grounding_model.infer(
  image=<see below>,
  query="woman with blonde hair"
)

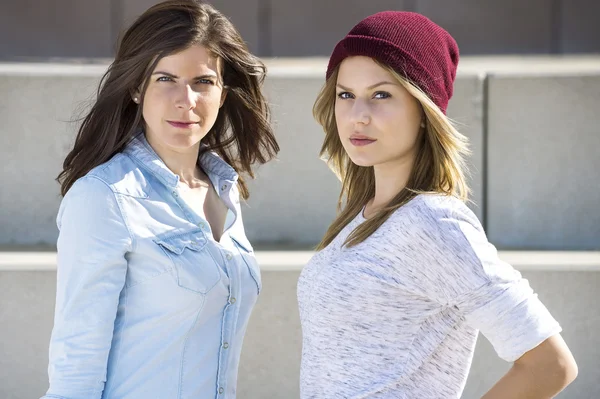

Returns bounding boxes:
[297,11,577,398]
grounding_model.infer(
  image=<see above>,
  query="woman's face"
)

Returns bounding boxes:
[334,56,423,170]
[139,44,227,153]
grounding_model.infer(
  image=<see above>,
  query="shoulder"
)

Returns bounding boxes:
[58,152,149,224]
[57,173,134,250]
[64,174,113,202]
[387,194,482,236]
[83,152,151,199]
[383,195,499,303]
[58,174,121,229]
[377,194,488,264]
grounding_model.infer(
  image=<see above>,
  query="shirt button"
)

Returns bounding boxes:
[230,297,236,304]
[223,342,229,349]
[221,184,227,191]
[198,221,207,229]
[172,191,178,198]
[219,387,224,394]
[225,253,232,261]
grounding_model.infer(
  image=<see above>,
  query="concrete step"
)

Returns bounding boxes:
[2,250,600,271]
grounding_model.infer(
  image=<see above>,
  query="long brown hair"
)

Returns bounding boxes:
[314,61,470,250]
[58,0,278,198]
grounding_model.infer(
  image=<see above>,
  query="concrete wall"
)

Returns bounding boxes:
[3,57,600,249]
[1,254,599,399]
[2,0,600,59]
[0,61,487,248]
[0,66,103,247]
[486,73,600,250]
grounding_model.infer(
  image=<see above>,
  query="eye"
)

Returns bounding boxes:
[337,92,354,100]
[157,76,174,82]
[196,78,215,85]
[373,91,391,99]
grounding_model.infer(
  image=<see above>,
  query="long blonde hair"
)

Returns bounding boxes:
[314,60,470,250]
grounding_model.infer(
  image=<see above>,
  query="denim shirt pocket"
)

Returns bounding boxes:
[154,229,221,294]
[230,234,262,294]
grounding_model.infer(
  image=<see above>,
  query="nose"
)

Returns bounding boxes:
[349,99,370,126]
[175,84,197,110]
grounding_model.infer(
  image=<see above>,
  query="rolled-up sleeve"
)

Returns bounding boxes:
[415,204,562,363]
[455,278,561,362]
[449,210,561,362]
[43,176,132,399]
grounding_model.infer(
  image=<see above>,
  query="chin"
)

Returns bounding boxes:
[347,153,377,167]
[167,131,206,148]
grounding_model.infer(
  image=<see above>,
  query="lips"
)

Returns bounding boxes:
[167,121,199,129]
[349,134,376,147]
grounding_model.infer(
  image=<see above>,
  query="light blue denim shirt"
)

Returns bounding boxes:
[43,133,262,399]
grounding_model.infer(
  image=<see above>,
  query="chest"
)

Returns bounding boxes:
[177,183,228,241]
[298,239,441,328]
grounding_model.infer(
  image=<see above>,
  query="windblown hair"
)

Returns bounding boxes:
[58,0,279,198]
[314,60,470,249]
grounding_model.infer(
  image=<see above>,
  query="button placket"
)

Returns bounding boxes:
[216,247,239,398]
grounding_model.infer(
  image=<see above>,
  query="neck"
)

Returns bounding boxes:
[145,134,202,185]
[369,156,414,212]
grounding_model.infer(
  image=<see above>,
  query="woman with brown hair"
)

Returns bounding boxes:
[297,11,577,399]
[43,1,278,398]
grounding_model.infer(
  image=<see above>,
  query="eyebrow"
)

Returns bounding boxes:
[151,71,218,80]
[336,81,397,91]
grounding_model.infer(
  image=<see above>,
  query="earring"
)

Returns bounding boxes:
[133,97,139,103]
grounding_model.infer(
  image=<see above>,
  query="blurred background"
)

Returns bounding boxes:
[1,1,599,398]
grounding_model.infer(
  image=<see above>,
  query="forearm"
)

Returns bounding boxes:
[482,361,573,399]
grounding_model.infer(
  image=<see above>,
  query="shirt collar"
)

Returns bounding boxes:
[124,131,239,189]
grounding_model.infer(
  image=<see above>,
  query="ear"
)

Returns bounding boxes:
[130,89,141,104]
[219,86,228,108]
[419,107,426,128]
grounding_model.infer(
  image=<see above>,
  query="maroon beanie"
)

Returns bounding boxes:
[326,11,459,114]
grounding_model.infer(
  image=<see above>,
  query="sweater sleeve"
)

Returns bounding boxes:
[394,198,562,362]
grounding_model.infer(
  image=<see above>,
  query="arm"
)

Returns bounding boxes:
[411,202,577,398]
[43,176,132,399]
[482,334,577,399]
